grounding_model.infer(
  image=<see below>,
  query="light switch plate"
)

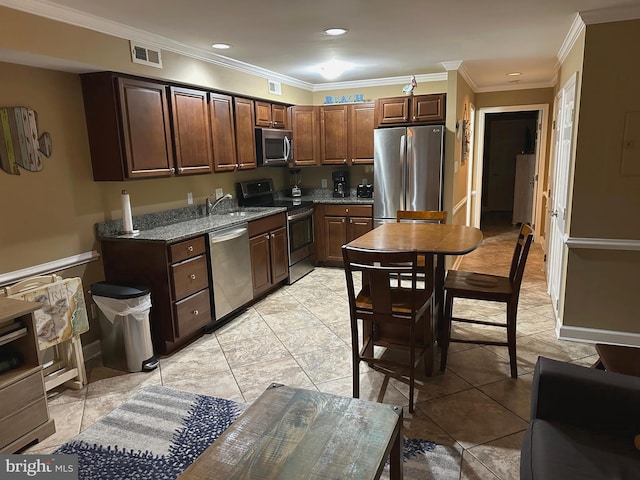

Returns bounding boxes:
[321,179,327,188]
[215,188,223,199]
[187,192,193,204]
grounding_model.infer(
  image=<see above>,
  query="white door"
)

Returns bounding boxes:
[547,73,577,317]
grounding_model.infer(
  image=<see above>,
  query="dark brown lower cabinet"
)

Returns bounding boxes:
[315,204,373,267]
[249,214,289,298]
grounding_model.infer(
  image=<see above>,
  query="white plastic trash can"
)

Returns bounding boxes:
[91,281,158,373]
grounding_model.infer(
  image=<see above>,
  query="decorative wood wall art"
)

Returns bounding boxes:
[0,106,52,175]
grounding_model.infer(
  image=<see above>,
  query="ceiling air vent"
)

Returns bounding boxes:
[130,41,163,68]
[268,80,281,95]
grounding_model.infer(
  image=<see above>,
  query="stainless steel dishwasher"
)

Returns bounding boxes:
[208,223,253,322]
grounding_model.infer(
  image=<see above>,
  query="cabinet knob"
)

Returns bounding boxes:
[342,218,345,223]
[178,167,184,173]
[346,208,349,213]
[193,309,199,316]
[343,159,347,164]
[187,245,194,252]
[265,234,270,239]
[190,273,196,280]
[171,168,176,173]
[271,233,275,238]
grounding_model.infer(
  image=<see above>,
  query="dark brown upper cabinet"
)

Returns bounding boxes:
[209,93,238,173]
[375,93,446,127]
[289,106,320,166]
[81,72,174,180]
[255,101,287,129]
[234,97,257,170]
[169,86,213,175]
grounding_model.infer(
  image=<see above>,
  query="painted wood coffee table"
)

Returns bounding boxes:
[178,384,404,479]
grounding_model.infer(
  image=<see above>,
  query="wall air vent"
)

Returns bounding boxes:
[130,41,163,68]
[268,80,281,95]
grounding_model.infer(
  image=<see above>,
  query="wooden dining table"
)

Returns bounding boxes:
[346,222,483,344]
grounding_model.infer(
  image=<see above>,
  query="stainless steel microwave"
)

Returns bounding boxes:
[255,128,293,166]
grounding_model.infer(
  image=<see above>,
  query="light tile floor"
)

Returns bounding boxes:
[24,220,598,479]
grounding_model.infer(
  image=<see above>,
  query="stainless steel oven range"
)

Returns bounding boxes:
[236,179,315,284]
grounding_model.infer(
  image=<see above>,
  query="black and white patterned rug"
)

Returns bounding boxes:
[55,385,461,479]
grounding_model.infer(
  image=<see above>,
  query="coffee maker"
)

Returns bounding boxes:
[332,170,350,198]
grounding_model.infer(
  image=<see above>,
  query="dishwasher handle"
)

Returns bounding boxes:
[209,225,248,243]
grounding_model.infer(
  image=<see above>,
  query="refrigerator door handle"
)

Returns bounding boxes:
[400,134,406,210]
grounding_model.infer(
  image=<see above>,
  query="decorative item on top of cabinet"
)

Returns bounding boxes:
[209,93,238,172]
[233,97,257,171]
[0,298,55,453]
[375,93,446,127]
[248,213,289,298]
[255,101,288,129]
[81,72,174,181]
[169,86,213,175]
[315,204,373,266]
[288,105,320,166]
[100,235,212,354]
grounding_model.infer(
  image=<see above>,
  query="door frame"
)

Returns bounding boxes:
[472,104,549,243]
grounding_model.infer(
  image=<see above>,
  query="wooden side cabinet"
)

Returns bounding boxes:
[101,235,212,354]
[316,204,373,266]
[0,298,55,453]
[249,214,289,298]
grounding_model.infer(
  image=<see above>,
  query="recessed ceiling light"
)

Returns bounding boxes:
[324,28,348,36]
[506,72,522,76]
[211,43,230,49]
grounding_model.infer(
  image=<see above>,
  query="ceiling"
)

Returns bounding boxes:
[2,0,640,91]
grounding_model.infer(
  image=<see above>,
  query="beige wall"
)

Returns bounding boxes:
[310,80,448,105]
[561,19,640,336]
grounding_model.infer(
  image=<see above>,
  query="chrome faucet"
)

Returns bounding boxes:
[205,193,232,215]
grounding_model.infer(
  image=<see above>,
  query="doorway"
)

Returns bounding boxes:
[472,104,549,244]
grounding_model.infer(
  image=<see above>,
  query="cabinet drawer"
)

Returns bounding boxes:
[0,397,48,450]
[1,369,44,420]
[248,213,286,237]
[171,255,209,300]
[170,236,206,263]
[323,204,372,217]
[174,289,211,338]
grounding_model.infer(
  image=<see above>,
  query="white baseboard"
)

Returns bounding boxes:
[557,324,640,348]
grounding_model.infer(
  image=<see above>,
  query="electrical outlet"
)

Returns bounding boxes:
[215,188,223,199]
[321,179,327,188]
[187,192,193,205]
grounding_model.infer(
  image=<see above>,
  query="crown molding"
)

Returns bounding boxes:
[579,3,640,25]
[474,79,556,94]
[311,72,447,92]
[557,14,585,65]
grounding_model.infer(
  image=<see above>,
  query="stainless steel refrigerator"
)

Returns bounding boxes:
[373,125,444,226]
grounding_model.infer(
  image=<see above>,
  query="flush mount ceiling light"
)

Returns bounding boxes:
[506,71,522,76]
[324,28,348,36]
[211,43,231,49]
[312,60,353,80]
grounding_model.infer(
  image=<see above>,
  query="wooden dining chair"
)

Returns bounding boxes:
[440,223,534,378]
[396,210,448,224]
[342,245,434,412]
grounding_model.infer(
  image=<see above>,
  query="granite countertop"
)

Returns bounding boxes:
[95,189,374,244]
[97,205,286,243]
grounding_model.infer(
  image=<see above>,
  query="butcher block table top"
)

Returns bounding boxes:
[347,222,483,255]
[178,384,404,480]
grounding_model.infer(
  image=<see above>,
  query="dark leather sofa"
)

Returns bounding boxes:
[521,356,640,479]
